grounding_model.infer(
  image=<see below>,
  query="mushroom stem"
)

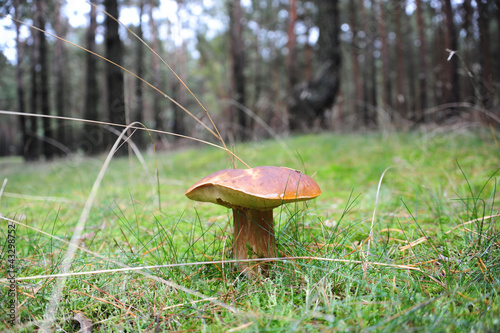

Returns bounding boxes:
[233,208,276,275]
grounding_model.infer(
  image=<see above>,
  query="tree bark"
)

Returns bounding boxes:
[149,0,163,138]
[378,0,392,115]
[105,0,126,155]
[228,0,247,140]
[54,0,68,155]
[442,0,460,110]
[288,0,341,131]
[28,1,41,161]
[134,0,145,148]
[415,0,428,119]
[172,2,186,139]
[394,0,406,117]
[287,0,298,106]
[14,0,28,160]
[37,0,55,160]
[476,0,493,109]
[349,0,364,127]
[82,1,103,155]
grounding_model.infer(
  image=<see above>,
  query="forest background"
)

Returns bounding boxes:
[0,0,498,159]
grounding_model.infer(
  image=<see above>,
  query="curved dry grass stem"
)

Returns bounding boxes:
[86,1,235,168]
[0,110,250,168]
[6,14,246,169]
[41,123,140,329]
[0,215,239,314]
[367,166,395,253]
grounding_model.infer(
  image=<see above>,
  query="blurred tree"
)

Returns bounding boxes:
[228,0,247,140]
[133,0,146,148]
[28,0,41,161]
[377,0,392,115]
[442,0,460,109]
[104,0,126,155]
[476,0,493,109]
[394,0,406,116]
[82,1,103,155]
[415,0,428,117]
[13,0,28,159]
[348,0,364,126]
[148,0,163,138]
[288,0,341,131]
[54,0,68,156]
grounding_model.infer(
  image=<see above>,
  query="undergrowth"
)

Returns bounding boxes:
[1,130,499,332]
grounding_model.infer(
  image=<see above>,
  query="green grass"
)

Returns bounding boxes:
[1,130,499,332]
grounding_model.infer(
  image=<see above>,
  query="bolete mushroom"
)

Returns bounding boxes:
[185,166,321,275]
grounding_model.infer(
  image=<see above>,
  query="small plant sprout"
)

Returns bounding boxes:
[185,166,321,276]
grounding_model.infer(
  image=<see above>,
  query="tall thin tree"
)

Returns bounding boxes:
[134,0,146,148]
[38,0,55,160]
[28,0,41,161]
[377,0,392,115]
[415,0,428,118]
[149,0,163,138]
[104,0,126,154]
[228,0,247,141]
[13,0,28,160]
[476,0,493,109]
[394,0,406,116]
[54,0,68,155]
[442,0,460,109]
[82,1,102,155]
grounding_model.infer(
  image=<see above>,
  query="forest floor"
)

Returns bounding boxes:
[1,129,499,332]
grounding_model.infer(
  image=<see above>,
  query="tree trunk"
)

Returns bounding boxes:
[172,2,186,139]
[349,0,364,127]
[394,0,406,117]
[149,0,163,138]
[287,0,298,112]
[415,0,428,119]
[105,0,126,155]
[367,0,378,125]
[461,0,476,104]
[288,0,341,131]
[476,0,493,109]
[228,0,247,140]
[442,0,460,111]
[54,0,67,156]
[378,0,392,116]
[37,0,55,160]
[82,2,103,155]
[28,1,41,161]
[134,0,145,148]
[14,0,28,160]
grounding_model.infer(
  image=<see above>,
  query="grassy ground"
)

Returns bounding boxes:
[1,129,499,332]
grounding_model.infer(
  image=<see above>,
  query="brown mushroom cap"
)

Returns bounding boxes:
[185,166,321,210]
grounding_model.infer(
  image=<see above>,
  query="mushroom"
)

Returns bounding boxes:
[185,166,321,275]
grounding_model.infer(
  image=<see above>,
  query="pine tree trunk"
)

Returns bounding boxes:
[82,2,102,155]
[476,0,493,109]
[394,0,406,117]
[14,0,28,160]
[28,1,41,161]
[442,0,460,111]
[378,0,392,115]
[37,0,55,160]
[415,0,428,120]
[134,0,145,148]
[349,0,364,127]
[287,0,298,111]
[288,0,341,131]
[228,0,247,140]
[54,0,67,155]
[105,0,126,155]
[149,0,163,139]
